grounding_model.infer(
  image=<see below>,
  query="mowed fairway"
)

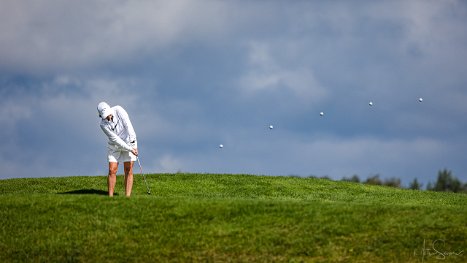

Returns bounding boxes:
[0,174,466,262]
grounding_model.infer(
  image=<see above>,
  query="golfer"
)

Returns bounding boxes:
[97,102,138,197]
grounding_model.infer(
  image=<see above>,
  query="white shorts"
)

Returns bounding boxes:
[107,146,136,163]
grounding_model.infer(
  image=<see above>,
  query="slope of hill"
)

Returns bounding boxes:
[1,174,465,262]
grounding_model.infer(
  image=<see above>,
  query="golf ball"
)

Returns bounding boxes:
[219,144,224,148]
[269,125,274,129]
[418,97,423,102]
[319,112,324,116]
[369,101,373,106]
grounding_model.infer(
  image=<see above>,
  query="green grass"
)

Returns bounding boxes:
[0,173,466,262]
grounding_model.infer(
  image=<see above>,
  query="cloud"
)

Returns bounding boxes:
[238,42,327,103]
[0,75,162,176]
[1,1,466,185]
[0,0,237,74]
[156,154,183,173]
[0,98,32,125]
[136,130,457,185]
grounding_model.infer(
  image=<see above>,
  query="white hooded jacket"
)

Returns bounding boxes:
[99,105,137,152]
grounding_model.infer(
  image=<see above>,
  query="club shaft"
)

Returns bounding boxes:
[137,156,151,194]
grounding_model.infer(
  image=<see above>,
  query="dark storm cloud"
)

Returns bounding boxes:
[1,0,466,185]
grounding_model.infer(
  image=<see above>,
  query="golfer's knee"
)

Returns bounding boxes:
[108,167,118,176]
[123,162,133,175]
[124,167,133,175]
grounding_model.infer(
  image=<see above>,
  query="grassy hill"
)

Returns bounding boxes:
[0,173,465,262]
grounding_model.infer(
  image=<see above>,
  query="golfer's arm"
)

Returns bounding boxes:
[100,125,133,151]
[120,109,137,147]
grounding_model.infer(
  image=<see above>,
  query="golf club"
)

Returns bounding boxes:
[136,156,151,195]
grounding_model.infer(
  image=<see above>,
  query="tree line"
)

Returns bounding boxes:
[339,169,466,193]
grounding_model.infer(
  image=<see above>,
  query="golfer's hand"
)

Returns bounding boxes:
[131,148,138,156]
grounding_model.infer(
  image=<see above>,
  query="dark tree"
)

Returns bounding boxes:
[365,175,382,185]
[342,175,360,183]
[426,182,433,191]
[409,178,422,190]
[432,169,462,193]
[384,177,401,188]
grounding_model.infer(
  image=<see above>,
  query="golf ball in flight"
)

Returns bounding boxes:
[369,101,373,106]
[219,144,224,148]
[418,98,423,102]
[269,125,274,129]
[319,112,324,116]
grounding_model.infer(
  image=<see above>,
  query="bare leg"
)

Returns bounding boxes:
[108,162,118,197]
[124,161,134,197]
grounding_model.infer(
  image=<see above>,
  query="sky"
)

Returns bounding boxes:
[1,0,466,186]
